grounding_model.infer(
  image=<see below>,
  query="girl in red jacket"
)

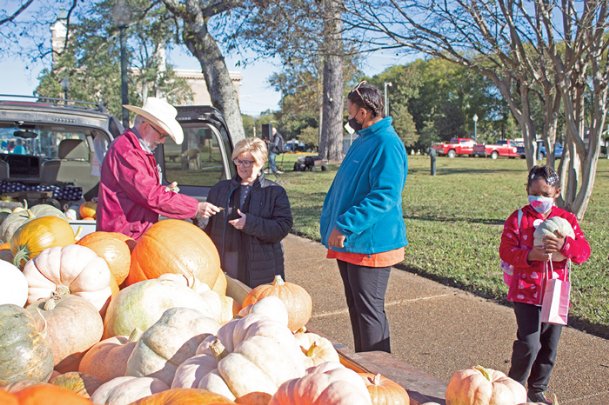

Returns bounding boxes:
[499,165,590,404]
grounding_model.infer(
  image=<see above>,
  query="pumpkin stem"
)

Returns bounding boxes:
[209,338,228,360]
[305,342,318,357]
[372,373,382,386]
[473,365,491,381]
[54,285,70,298]
[43,296,58,311]
[12,246,30,268]
[129,328,143,342]
[295,326,307,334]
[273,275,285,286]
[74,226,82,240]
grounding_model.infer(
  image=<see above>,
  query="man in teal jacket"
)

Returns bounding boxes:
[320,81,408,353]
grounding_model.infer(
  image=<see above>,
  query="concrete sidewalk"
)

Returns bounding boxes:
[283,234,609,404]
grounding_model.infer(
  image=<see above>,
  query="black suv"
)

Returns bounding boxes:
[0,95,237,209]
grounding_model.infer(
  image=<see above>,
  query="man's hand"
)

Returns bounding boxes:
[228,209,247,230]
[543,230,565,254]
[328,228,346,248]
[165,181,180,193]
[197,202,222,218]
[528,246,550,262]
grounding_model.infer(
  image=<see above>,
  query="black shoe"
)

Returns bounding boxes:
[527,391,553,404]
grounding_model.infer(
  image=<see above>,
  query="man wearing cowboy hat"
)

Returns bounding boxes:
[97,97,221,239]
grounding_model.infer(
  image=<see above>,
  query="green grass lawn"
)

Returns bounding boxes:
[272,154,609,337]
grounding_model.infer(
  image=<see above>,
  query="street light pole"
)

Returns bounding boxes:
[61,77,69,106]
[112,0,131,129]
[383,82,393,116]
[473,113,478,142]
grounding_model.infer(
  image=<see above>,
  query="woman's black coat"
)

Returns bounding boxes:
[204,175,293,288]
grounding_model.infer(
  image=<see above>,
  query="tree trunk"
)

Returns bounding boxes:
[318,0,344,162]
[163,0,245,144]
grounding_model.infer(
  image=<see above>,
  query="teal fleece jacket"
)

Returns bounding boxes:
[320,117,408,254]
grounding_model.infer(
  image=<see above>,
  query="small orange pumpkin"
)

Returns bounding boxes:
[242,275,312,332]
[77,232,132,285]
[10,216,75,268]
[79,202,97,220]
[131,388,235,404]
[359,373,410,405]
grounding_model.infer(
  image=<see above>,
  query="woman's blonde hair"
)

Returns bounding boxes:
[232,137,268,165]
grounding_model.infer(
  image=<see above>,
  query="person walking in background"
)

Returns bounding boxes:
[204,137,292,288]
[319,81,408,353]
[499,165,590,404]
[97,97,218,239]
[268,127,285,174]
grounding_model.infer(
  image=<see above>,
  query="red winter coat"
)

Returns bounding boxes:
[499,205,590,305]
[96,130,198,239]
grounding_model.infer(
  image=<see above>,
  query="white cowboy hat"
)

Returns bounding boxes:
[123,97,184,145]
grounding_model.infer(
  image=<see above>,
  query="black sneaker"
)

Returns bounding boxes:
[527,391,554,404]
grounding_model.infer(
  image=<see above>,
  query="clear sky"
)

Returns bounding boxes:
[0,45,406,117]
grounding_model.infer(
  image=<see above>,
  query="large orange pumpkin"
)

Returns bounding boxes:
[242,275,312,332]
[77,232,132,285]
[131,388,235,404]
[79,202,97,220]
[359,373,410,405]
[11,216,75,268]
[445,365,526,405]
[11,383,93,404]
[127,220,226,295]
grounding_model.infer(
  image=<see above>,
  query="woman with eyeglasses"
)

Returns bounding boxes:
[320,81,408,353]
[203,137,293,288]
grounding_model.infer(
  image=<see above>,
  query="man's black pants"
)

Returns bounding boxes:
[508,302,563,395]
[337,260,391,353]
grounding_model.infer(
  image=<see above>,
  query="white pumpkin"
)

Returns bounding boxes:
[533,216,574,261]
[125,307,220,386]
[294,331,340,367]
[0,260,28,306]
[238,296,289,327]
[91,376,169,405]
[103,276,224,338]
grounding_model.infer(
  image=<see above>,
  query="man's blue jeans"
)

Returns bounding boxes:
[269,152,278,173]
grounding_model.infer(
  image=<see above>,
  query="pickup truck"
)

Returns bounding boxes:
[517,140,563,159]
[431,137,476,158]
[472,139,522,159]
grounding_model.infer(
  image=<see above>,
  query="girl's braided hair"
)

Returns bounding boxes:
[347,81,385,118]
[527,165,560,188]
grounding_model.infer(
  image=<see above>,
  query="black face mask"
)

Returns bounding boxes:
[348,117,363,132]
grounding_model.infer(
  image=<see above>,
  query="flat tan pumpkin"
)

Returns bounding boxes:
[22,245,112,312]
[78,330,140,384]
[242,275,312,332]
[26,294,103,373]
[294,331,340,367]
[126,219,226,295]
[359,373,410,405]
[445,365,526,405]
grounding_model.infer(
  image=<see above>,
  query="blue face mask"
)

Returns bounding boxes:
[528,195,554,214]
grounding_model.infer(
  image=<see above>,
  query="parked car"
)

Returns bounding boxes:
[431,137,476,158]
[517,140,563,159]
[473,139,522,159]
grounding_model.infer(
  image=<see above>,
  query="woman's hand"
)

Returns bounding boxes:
[229,209,247,230]
[528,246,550,262]
[328,228,346,248]
[543,230,565,254]
[197,202,222,218]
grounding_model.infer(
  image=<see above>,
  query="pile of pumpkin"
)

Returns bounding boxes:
[0,204,411,405]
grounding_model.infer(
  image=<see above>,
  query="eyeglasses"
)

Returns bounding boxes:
[149,123,168,139]
[233,158,256,168]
